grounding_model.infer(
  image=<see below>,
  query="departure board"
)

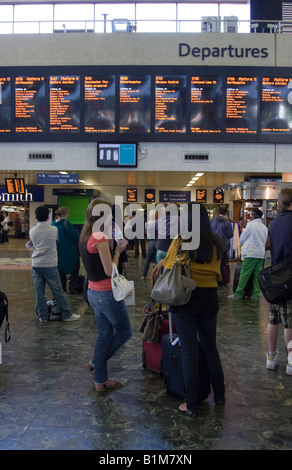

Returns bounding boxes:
[226,76,258,134]
[190,76,222,134]
[2,65,292,143]
[155,75,186,133]
[15,76,45,133]
[119,75,151,133]
[49,75,80,133]
[261,76,292,134]
[0,77,11,133]
[84,75,115,133]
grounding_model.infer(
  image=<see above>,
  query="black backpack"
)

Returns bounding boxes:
[0,291,11,343]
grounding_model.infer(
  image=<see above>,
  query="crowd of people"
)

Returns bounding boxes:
[25,187,292,417]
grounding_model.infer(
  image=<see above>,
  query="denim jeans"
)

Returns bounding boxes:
[32,266,73,321]
[142,240,157,277]
[171,288,225,413]
[87,289,132,385]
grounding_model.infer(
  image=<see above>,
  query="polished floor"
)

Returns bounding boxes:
[0,239,291,451]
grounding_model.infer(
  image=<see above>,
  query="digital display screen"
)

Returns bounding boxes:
[226,76,258,134]
[97,142,137,167]
[84,75,115,133]
[1,66,292,143]
[0,77,11,133]
[190,76,222,134]
[15,76,45,133]
[49,75,80,133]
[119,75,151,134]
[155,75,186,133]
[261,76,292,134]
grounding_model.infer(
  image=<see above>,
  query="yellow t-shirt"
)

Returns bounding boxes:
[162,237,221,288]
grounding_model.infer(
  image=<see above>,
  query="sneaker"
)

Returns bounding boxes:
[286,351,292,376]
[250,296,260,301]
[266,351,280,370]
[227,294,241,300]
[62,313,80,322]
[38,317,48,323]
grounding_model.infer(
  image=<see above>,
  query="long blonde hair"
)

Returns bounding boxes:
[80,198,112,243]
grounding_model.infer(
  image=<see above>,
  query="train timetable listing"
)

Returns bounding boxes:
[15,76,45,133]
[155,75,186,133]
[261,76,292,134]
[226,76,258,134]
[49,75,80,133]
[84,75,115,133]
[0,77,11,133]
[119,75,151,133]
[190,76,222,134]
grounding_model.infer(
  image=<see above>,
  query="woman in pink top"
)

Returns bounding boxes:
[79,199,132,391]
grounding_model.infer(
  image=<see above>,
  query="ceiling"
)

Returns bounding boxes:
[0,169,280,190]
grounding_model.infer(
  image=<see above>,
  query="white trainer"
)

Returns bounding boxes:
[266,351,280,370]
[62,313,80,322]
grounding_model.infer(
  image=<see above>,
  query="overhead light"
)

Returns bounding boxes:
[196,172,204,177]
[79,179,86,183]
[191,176,199,181]
[59,171,68,174]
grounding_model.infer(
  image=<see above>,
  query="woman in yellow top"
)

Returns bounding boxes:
[153,203,225,417]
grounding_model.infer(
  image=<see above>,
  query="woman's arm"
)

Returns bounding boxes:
[97,239,128,277]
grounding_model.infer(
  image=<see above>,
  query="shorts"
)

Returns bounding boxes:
[269,299,292,329]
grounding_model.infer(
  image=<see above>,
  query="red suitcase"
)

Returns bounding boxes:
[141,303,176,375]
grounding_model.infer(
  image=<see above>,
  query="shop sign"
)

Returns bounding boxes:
[0,186,44,202]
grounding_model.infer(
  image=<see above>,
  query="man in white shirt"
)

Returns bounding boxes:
[228,208,268,300]
[29,205,80,323]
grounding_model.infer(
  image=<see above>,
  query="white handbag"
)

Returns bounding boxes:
[111,263,134,301]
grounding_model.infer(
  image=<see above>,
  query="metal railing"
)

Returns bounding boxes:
[0,18,289,35]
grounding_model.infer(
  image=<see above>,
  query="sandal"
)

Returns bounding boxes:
[95,380,124,392]
[178,402,197,417]
[87,362,95,380]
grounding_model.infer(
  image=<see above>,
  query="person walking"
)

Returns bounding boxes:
[228,208,268,301]
[141,209,157,280]
[210,206,233,284]
[153,203,225,417]
[29,205,80,323]
[79,198,132,391]
[1,211,10,243]
[51,207,80,293]
[266,188,292,375]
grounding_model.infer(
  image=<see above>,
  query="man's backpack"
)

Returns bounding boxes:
[0,291,11,343]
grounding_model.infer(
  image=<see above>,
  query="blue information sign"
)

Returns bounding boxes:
[159,190,191,203]
[37,173,79,185]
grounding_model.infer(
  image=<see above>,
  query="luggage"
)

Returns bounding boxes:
[233,262,254,297]
[141,303,176,374]
[47,300,61,320]
[258,257,292,304]
[161,312,211,402]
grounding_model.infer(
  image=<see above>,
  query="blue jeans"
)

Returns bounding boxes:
[32,266,73,321]
[171,288,225,413]
[142,240,157,277]
[87,289,132,385]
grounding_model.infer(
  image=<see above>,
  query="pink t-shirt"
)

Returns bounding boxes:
[87,232,112,291]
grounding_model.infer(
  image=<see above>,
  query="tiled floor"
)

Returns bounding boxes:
[0,239,291,450]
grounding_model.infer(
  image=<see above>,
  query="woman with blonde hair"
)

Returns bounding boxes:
[79,199,132,391]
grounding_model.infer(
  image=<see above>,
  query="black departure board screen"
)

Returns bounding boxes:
[49,75,80,133]
[15,76,45,133]
[226,76,258,134]
[190,76,222,134]
[155,75,186,133]
[2,65,292,143]
[84,75,115,133]
[0,77,11,133]
[261,76,292,134]
[119,75,151,134]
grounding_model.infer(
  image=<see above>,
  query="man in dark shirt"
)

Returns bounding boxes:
[266,188,292,375]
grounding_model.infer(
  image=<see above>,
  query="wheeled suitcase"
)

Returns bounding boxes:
[233,262,254,297]
[142,304,176,375]
[161,312,211,402]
